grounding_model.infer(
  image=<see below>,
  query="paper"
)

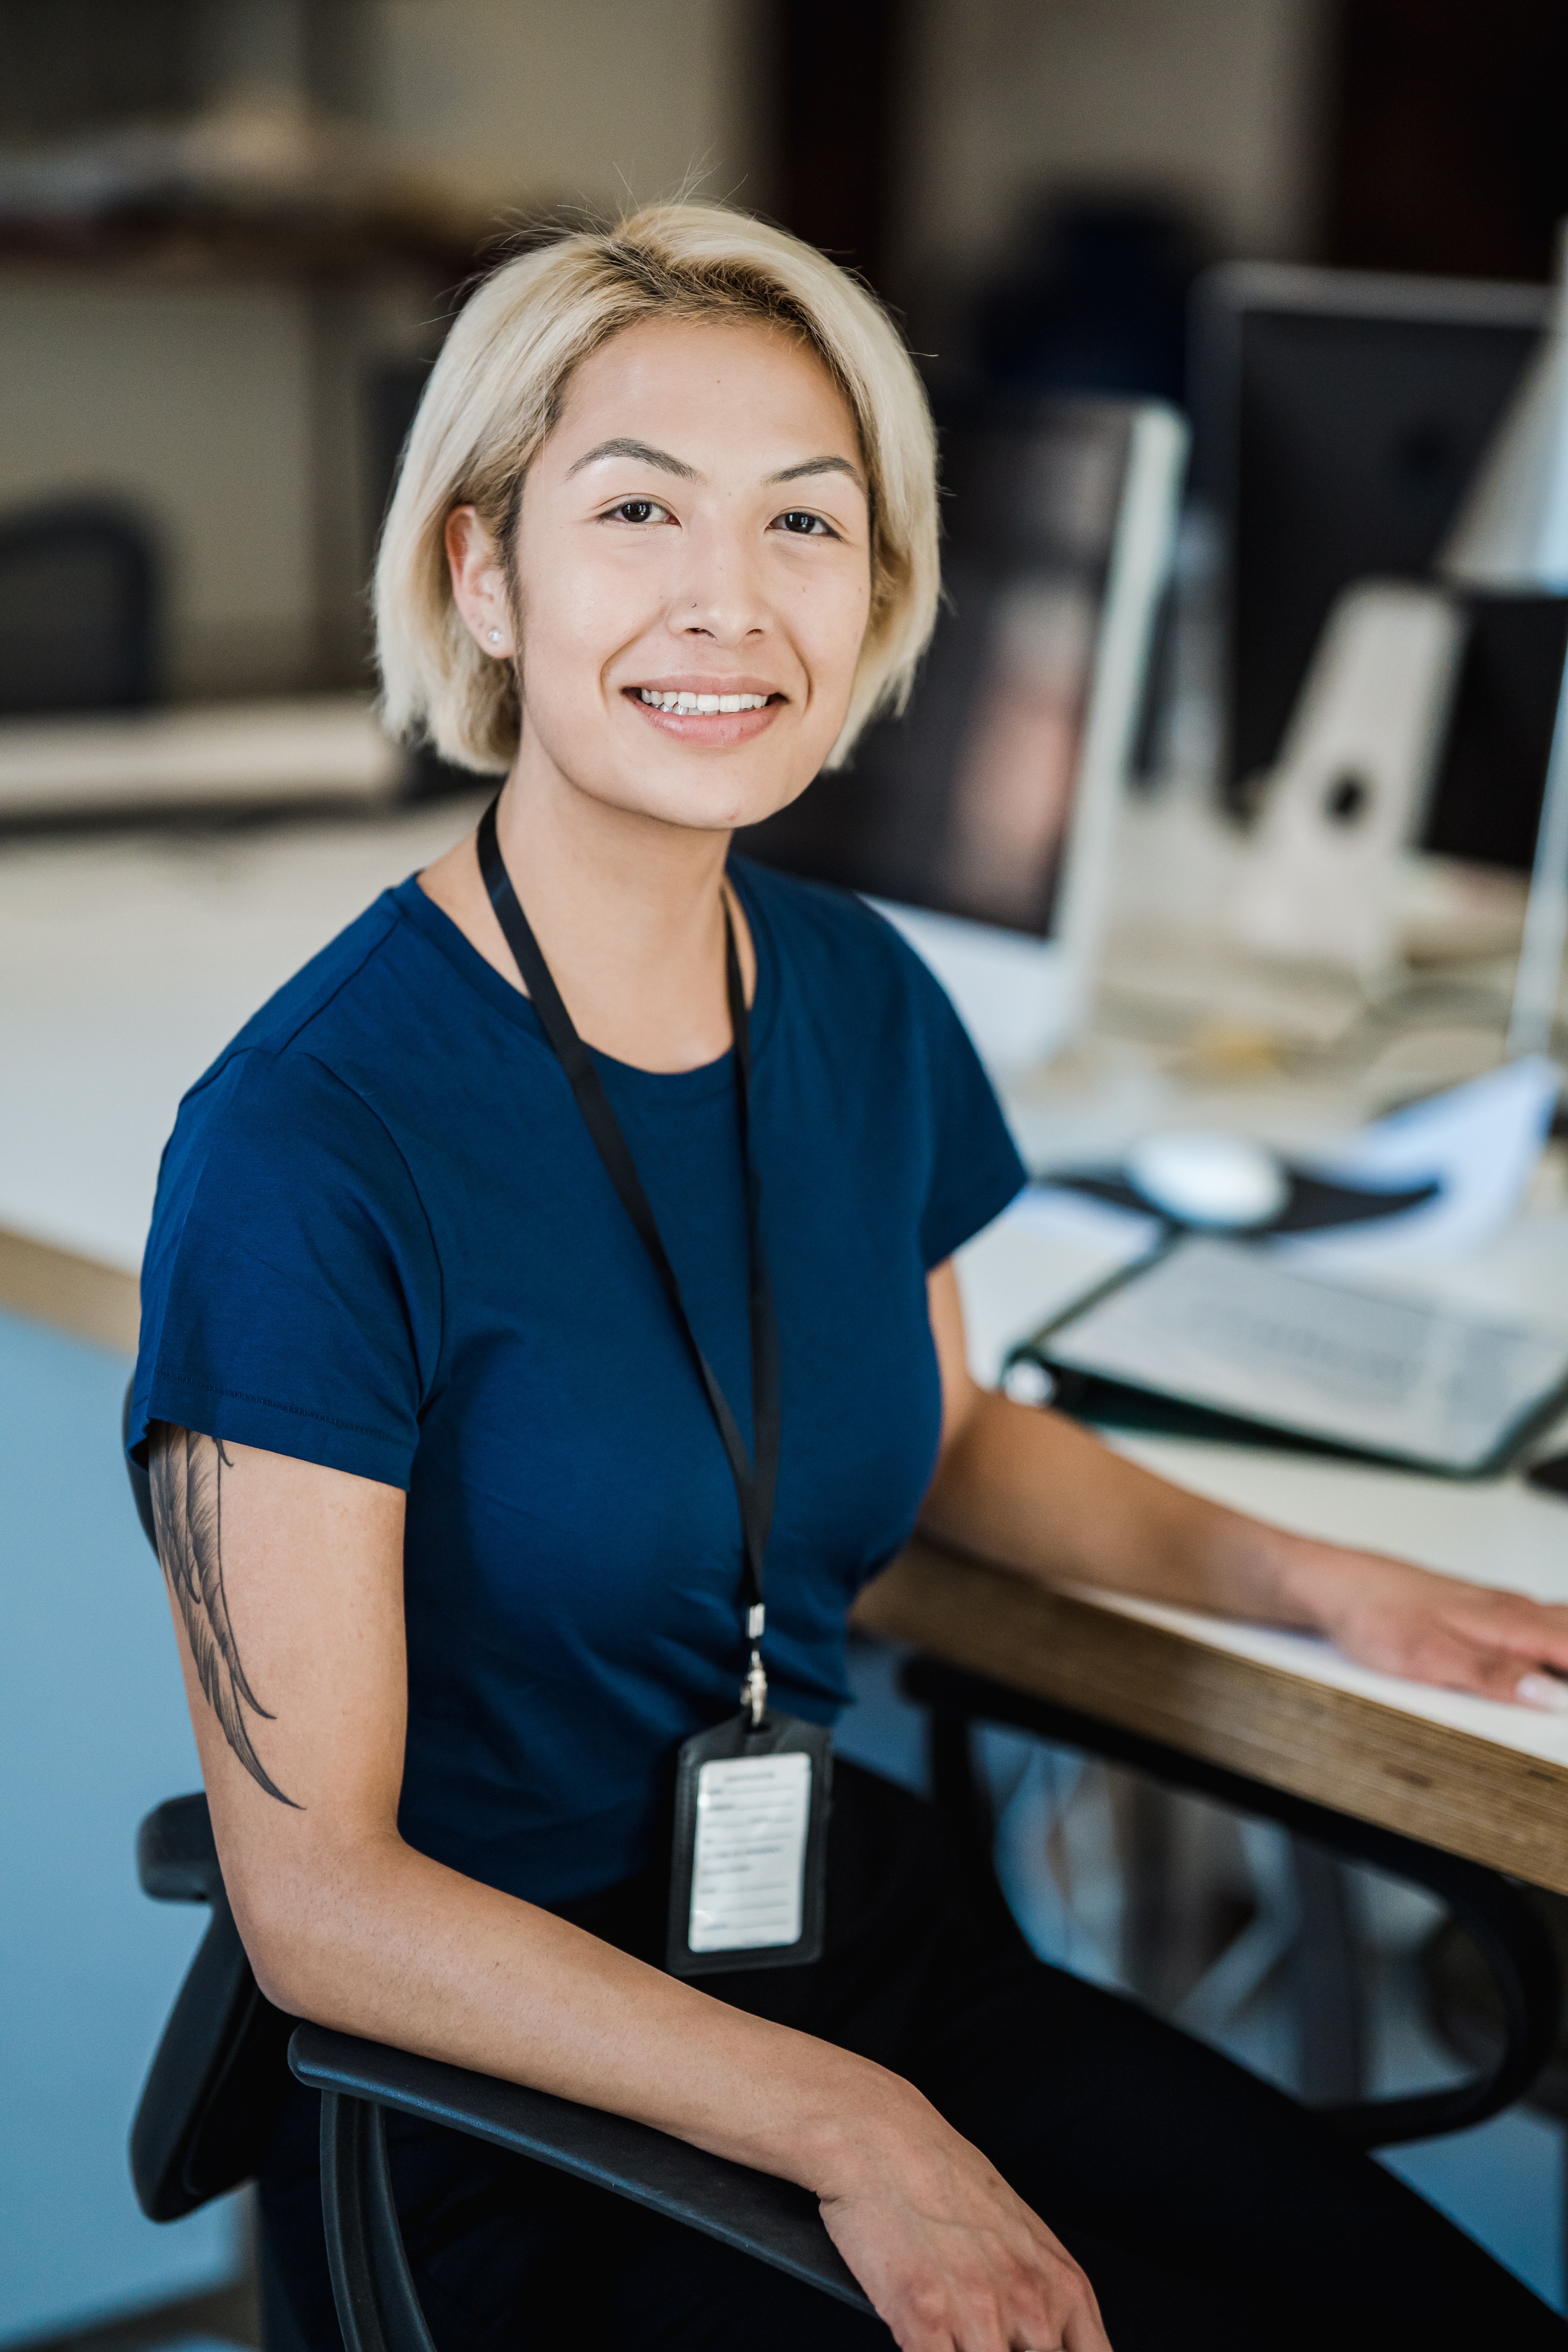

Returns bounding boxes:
[688,1752,812,1954]
[1274,1055,1562,1271]
[1044,1236,1568,1473]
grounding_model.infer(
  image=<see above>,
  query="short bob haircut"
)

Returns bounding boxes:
[376,200,940,774]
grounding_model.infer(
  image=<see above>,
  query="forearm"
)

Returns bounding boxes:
[239,1830,913,2196]
[919,1381,1568,1713]
[920,1388,1318,1626]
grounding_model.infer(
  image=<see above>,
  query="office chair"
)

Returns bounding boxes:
[127,1412,1560,2349]
[0,499,160,717]
[1425,1889,1568,2281]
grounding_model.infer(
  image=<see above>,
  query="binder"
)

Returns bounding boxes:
[1004,1236,1568,1479]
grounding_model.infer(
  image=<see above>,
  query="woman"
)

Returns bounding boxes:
[131,203,1568,2351]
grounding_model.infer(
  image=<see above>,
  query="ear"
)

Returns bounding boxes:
[445,506,515,659]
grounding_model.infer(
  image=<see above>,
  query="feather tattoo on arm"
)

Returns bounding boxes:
[147,1423,299,1808]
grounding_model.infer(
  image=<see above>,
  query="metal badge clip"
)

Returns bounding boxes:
[741,1602,767,1727]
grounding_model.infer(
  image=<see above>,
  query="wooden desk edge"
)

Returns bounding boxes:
[0,1225,139,1355]
[853,1538,1568,1898]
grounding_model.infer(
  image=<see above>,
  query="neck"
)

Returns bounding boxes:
[421,735,754,1074]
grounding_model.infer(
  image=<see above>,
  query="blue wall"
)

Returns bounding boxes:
[0,1310,240,2344]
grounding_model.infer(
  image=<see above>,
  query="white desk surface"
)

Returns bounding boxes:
[955,1198,1568,1778]
[0,795,488,1272]
[6,796,1568,1791]
[0,695,402,821]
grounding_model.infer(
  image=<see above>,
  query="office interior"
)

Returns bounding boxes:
[7,0,1568,2340]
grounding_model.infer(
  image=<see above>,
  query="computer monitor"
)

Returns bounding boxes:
[1191,261,1556,853]
[738,399,1187,1071]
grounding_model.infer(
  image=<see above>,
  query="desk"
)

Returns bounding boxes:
[857,1198,1568,1898]
[0,696,403,823]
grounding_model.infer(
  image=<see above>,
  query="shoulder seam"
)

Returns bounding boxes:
[270,902,405,1054]
[181,902,403,1107]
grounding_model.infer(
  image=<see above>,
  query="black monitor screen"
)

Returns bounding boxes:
[1194,274,1551,860]
[738,403,1134,938]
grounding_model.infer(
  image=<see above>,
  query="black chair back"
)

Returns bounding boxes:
[0,499,160,717]
[131,1794,294,2221]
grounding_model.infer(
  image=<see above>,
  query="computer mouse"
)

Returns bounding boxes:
[1125,1131,1290,1230]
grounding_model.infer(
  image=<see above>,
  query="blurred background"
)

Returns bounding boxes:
[0,0,1561,722]
[7,4,1568,2348]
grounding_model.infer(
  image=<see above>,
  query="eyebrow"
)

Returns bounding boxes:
[565,439,866,494]
[767,455,866,491]
[566,438,700,480]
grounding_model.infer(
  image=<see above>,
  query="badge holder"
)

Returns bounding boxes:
[668,1617,833,1978]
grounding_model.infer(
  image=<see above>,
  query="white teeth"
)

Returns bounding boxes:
[637,688,770,713]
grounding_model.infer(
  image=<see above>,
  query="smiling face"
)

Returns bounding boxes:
[446,316,874,834]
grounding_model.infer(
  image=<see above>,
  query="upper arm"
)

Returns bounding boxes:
[926,1260,984,1469]
[148,1423,408,1981]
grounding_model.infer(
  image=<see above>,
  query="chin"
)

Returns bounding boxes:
[646,789,782,836]
[606,755,814,837]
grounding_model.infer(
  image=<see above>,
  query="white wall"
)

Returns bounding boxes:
[365,0,765,219]
[895,0,1331,290]
[0,278,316,698]
[0,2,764,704]
[0,3,1329,706]
[0,272,442,699]
[369,0,1332,307]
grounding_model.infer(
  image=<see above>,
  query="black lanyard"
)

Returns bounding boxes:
[476,797,782,1723]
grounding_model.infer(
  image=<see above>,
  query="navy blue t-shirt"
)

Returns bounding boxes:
[130,860,1024,1906]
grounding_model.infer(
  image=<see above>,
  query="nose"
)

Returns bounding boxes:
[666,512,770,648]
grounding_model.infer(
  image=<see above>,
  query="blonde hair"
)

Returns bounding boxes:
[375,201,940,773]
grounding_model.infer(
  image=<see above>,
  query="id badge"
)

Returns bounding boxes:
[666,1711,832,1977]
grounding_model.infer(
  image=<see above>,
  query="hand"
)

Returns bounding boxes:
[1287,1542,1568,1711]
[816,2080,1110,2352]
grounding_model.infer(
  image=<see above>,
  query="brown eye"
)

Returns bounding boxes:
[608,499,667,524]
[775,509,830,536]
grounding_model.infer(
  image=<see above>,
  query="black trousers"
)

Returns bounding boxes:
[261,1762,1564,2349]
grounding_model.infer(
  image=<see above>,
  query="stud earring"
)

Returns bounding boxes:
[487,628,502,645]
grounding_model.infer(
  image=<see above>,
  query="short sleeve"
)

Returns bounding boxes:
[128,1049,442,1488]
[901,949,1028,1269]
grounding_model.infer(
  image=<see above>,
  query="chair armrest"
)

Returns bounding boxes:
[131,1888,292,2220]
[288,2024,870,2313]
[901,1656,1562,2147]
[136,1791,222,1903]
